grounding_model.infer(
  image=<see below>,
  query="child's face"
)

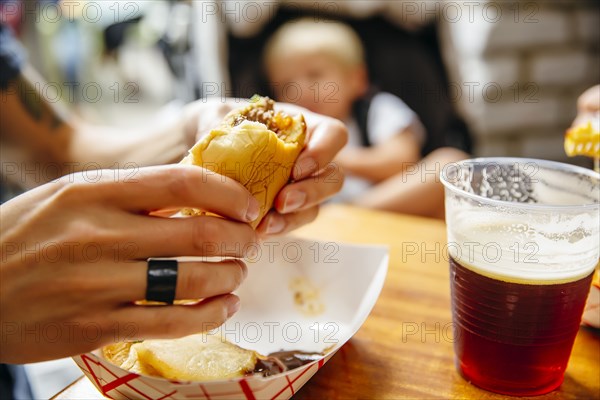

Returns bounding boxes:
[267,52,367,121]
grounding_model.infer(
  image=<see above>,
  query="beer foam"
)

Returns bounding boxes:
[447,209,599,284]
[443,158,599,284]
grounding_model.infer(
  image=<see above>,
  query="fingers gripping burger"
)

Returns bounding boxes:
[181,96,307,227]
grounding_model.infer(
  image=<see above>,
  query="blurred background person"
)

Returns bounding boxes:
[263,18,468,218]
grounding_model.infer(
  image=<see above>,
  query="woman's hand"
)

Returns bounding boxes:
[257,105,347,235]
[0,165,259,363]
[183,99,348,236]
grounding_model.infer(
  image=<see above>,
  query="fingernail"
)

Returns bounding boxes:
[245,244,258,260]
[294,157,317,180]
[234,259,248,280]
[246,196,260,222]
[226,295,241,318]
[282,190,307,213]
[266,214,285,235]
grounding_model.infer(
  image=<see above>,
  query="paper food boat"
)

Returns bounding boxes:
[73,237,389,399]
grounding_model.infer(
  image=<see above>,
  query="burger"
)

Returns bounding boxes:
[181,96,307,227]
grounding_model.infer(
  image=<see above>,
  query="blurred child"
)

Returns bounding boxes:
[264,18,468,218]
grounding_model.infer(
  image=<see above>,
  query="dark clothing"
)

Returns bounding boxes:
[352,89,375,148]
[0,23,25,89]
[351,87,470,157]
[0,364,34,400]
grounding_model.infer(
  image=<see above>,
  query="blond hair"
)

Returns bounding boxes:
[264,18,364,71]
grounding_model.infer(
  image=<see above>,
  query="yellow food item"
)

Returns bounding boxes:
[103,334,258,381]
[564,121,600,158]
[181,96,306,227]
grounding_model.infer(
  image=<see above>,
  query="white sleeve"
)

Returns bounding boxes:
[366,92,426,146]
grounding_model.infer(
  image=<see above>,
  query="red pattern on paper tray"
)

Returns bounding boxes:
[73,351,334,400]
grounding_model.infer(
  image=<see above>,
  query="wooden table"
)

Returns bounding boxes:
[53,205,600,399]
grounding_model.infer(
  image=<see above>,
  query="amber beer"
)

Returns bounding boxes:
[450,256,594,395]
[441,158,599,396]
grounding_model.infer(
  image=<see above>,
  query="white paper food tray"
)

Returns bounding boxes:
[73,237,389,399]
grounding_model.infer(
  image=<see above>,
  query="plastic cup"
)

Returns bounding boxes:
[440,158,599,396]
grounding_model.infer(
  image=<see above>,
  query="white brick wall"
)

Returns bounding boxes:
[530,52,590,86]
[486,10,570,50]
[520,133,570,160]
[440,0,599,162]
[458,56,520,88]
[575,8,600,43]
[474,136,512,157]
[471,97,563,134]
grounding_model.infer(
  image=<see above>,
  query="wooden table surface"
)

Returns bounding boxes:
[53,205,600,399]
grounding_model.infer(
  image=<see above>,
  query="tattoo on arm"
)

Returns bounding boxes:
[14,73,68,132]
[0,67,75,173]
[16,77,42,120]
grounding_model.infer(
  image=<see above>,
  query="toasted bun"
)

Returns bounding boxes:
[103,334,258,381]
[181,96,306,228]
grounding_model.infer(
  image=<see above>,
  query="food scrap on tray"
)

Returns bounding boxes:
[102,334,323,382]
[289,276,325,316]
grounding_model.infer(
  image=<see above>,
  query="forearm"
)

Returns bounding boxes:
[337,134,421,183]
[1,66,191,188]
[0,66,74,169]
[70,113,188,169]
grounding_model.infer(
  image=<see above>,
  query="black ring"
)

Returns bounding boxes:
[146,258,178,304]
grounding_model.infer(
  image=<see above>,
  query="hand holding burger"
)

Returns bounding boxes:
[0,100,347,363]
